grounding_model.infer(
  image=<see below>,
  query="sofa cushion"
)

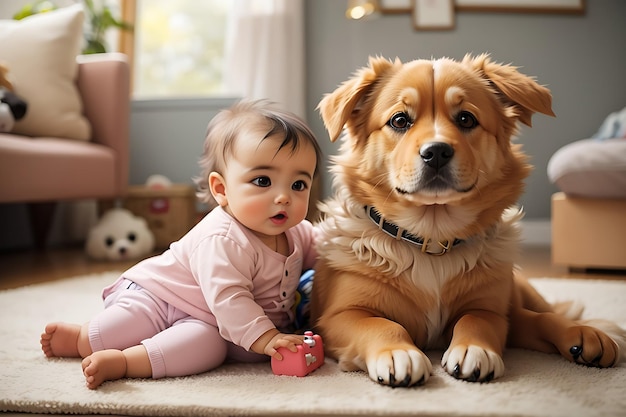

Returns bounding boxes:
[0,133,116,202]
[547,138,626,199]
[0,4,91,141]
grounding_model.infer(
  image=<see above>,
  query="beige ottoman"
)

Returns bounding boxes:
[548,138,626,270]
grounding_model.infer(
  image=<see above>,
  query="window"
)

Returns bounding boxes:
[127,0,232,98]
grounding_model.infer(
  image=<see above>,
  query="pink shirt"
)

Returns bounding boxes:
[103,207,317,351]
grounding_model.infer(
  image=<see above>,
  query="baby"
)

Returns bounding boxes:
[41,100,322,389]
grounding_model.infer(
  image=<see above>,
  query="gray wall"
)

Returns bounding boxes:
[128,97,237,188]
[304,0,626,219]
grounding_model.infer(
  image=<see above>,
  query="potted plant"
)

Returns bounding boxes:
[13,0,132,54]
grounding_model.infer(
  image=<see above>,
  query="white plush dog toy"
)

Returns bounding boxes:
[86,208,155,261]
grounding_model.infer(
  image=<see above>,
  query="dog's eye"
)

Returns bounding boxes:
[105,237,114,247]
[456,111,479,130]
[388,112,413,132]
[127,232,137,242]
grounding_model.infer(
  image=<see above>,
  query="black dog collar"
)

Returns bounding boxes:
[364,206,463,255]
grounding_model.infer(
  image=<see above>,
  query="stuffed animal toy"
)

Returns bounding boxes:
[146,174,172,189]
[86,208,155,261]
[0,63,27,132]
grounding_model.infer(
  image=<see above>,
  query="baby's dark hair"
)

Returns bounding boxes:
[195,99,322,209]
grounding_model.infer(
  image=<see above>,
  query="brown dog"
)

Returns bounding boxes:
[310,54,626,387]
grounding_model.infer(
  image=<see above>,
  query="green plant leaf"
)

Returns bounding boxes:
[13,0,132,54]
[84,39,107,55]
[13,0,57,20]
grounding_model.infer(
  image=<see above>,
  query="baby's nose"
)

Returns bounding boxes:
[275,192,291,205]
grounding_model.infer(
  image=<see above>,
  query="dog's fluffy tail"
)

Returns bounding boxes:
[552,300,584,319]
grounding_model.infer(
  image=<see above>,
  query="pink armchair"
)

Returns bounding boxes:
[0,53,130,248]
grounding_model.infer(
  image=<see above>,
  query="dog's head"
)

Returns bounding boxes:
[318,54,554,239]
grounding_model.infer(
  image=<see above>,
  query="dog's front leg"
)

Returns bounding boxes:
[320,309,432,387]
[442,310,507,382]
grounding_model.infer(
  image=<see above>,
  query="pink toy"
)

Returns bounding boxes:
[271,331,324,377]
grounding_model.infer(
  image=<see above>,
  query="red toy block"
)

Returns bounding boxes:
[271,331,324,377]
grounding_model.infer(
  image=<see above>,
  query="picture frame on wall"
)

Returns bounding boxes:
[455,0,585,14]
[378,0,412,13]
[379,0,585,31]
[412,0,455,30]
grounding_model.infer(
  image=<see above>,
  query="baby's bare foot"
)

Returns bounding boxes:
[82,350,127,389]
[40,322,82,358]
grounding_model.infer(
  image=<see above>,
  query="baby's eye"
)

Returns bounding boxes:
[292,180,308,192]
[251,176,271,187]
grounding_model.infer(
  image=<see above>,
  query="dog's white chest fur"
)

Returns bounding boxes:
[315,184,523,347]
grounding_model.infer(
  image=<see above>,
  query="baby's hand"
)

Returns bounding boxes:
[266,333,304,361]
[252,329,304,360]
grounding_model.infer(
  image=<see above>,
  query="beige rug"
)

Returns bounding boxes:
[0,272,625,417]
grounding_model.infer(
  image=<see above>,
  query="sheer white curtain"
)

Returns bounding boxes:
[223,0,306,119]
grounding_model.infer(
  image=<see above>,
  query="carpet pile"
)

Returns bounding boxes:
[1,272,625,417]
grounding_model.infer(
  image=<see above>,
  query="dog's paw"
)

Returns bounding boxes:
[366,348,432,387]
[441,345,504,382]
[559,324,622,368]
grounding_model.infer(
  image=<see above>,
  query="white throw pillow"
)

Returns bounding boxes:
[0,4,91,141]
[547,138,626,199]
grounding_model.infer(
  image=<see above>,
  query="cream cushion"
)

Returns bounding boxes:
[547,138,626,199]
[0,4,91,141]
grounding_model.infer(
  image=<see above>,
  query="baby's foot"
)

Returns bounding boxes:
[40,322,82,358]
[82,350,127,389]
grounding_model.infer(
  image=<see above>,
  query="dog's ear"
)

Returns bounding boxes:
[465,54,555,126]
[318,56,397,142]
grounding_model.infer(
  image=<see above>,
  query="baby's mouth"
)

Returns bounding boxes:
[271,212,288,224]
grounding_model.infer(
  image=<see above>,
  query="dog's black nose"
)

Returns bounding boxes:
[420,142,454,169]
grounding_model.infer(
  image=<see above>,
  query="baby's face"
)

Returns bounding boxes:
[219,134,317,242]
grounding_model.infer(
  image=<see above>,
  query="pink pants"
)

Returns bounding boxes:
[88,280,266,379]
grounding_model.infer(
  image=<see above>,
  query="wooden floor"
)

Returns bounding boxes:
[0,244,624,290]
[0,245,139,290]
